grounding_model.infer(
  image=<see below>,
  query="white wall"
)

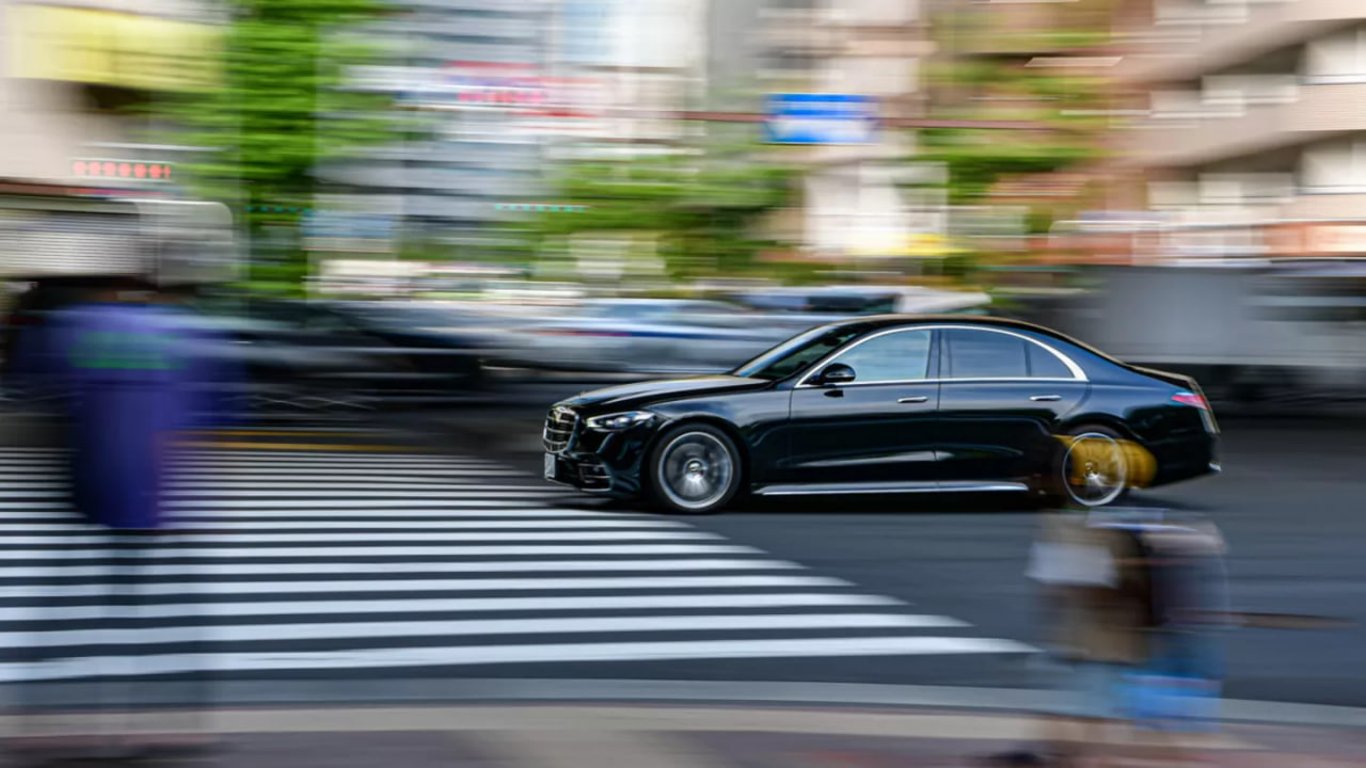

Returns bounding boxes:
[609,0,705,71]
[1304,25,1366,84]
[833,0,919,26]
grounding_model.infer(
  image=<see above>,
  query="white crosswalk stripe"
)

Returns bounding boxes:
[0,446,1033,683]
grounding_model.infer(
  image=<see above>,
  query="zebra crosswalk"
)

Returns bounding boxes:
[0,445,1032,683]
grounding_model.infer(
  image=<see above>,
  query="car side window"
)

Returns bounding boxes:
[944,329,1029,379]
[828,329,932,383]
[1026,342,1074,378]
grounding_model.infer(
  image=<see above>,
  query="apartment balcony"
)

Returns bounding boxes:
[1281,193,1366,220]
[761,17,843,56]
[1124,81,1366,168]
[1118,0,1363,84]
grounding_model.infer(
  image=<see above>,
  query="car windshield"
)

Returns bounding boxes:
[731,324,866,381]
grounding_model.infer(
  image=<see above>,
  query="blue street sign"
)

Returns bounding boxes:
[764,94,877,145]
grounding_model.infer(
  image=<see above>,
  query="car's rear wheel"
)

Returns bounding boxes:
[1059,425,1129,508]
[649,424,741,514]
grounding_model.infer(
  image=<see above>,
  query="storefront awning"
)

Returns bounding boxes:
[6,5,220,91]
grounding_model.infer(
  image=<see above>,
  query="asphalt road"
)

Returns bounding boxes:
[2,381,1363,710]
[407,382,1366,709]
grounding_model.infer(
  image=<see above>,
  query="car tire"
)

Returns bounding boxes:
[1053,424,1130,509]
[647,423,743,515]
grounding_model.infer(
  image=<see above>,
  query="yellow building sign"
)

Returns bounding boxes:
[849,232,957,259]
[7,5,220,91]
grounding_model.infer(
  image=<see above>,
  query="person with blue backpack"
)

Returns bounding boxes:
[1109,515,1230,737]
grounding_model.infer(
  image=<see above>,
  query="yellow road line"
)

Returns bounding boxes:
[172,440,408,452]
[187,429,377,438]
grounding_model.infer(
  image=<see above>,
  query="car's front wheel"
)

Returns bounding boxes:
[648,424,742,514]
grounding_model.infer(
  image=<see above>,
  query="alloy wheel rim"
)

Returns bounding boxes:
[658,432,734,511]
[1063,432,1128,507]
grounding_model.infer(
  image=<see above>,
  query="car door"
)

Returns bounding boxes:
[785,327,940,485]
[935,327,1089,485]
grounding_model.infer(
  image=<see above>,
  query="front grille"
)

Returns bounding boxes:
[543,406,578,452]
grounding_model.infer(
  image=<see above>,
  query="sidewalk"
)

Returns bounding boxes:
[3,702,1363,767]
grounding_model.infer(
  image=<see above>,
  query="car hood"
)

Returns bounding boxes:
[560,375,770,410]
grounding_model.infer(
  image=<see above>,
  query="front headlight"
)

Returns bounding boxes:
[584,411,656,431]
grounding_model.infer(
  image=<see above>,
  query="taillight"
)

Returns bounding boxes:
[1171,391,1209,410]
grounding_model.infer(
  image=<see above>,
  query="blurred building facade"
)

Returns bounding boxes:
[319,0,559,254]
[1117,0,1366,259]
[548,0,706,156]
[696,0,931,262]
[0,0,218,188]
[531,0,934,264]
[0,0,235,288]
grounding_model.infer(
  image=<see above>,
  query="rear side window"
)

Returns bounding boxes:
[1027,343,1074,378]
[944,329,1028,379]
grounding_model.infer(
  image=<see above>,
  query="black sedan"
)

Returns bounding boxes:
[543,316,1219,513]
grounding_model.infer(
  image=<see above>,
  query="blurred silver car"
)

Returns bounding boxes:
[511,299,808,374]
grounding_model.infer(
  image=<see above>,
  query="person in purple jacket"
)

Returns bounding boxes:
[35,278,232,528]
[9,276,232,759]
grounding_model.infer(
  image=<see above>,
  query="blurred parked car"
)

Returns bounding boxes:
[730,285,991,316]
[510,299,809,375]
[223,299,498,407]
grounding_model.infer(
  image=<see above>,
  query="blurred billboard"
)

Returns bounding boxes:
[764,94,877,145]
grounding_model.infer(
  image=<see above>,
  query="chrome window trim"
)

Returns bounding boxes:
[795,376,1083,390]
[795,324,1087,389]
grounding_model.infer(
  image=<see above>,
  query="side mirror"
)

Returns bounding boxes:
[816,362,856,386]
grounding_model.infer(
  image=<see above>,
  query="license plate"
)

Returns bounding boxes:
[544,453,556,480]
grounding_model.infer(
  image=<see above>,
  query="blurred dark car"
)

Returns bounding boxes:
[2,277,142,405]
[2,285,496,414]
[221,299,496,409]
[544,315,1219,514]
[511,299,796,375]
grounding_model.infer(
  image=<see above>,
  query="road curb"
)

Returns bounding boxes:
[0,703,1262,751]
[9,679,1359,729]
[386,679,1366,729]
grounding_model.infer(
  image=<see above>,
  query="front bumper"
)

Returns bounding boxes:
[545,453,616,493]
[542,413,654,498]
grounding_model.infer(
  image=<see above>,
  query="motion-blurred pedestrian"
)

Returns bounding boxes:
[987,505,1230,768]
[1107,515,1229,754]
[1025,507,1157,766]
[6,275,230,762]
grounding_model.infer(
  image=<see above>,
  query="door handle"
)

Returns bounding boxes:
[897,396,929,404]
[1030,394,1062,402]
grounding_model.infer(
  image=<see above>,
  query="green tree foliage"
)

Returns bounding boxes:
[159,0,398,294]
[919,129,1098,205]
[519,141,795,282]
[919,60,1106,204]
[920,7,1110,208]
